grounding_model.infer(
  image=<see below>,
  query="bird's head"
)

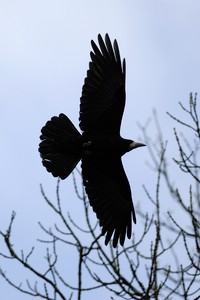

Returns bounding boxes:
[120,138,146,156]
[128,140,146,152]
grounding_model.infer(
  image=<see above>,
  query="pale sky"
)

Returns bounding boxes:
[0,1,200,299]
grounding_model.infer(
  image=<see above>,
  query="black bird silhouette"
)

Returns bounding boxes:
[39,34,145,247]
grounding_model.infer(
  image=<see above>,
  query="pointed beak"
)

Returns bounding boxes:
[129,142,146,151]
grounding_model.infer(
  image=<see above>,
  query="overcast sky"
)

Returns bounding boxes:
[0,1,200,299]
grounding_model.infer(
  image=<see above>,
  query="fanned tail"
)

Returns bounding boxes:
[39,113,81,179]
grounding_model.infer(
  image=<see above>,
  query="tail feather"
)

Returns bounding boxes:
[39,113,81,179]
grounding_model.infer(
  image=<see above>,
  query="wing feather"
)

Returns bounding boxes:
[79,34,126,135]
[81,157,136,247]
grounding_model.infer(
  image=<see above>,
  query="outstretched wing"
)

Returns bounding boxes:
[79,33,126,135]
[81,157,136,247]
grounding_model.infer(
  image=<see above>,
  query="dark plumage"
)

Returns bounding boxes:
[39,34,145,247]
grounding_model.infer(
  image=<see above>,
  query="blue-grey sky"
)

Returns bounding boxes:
[1,1,200,299]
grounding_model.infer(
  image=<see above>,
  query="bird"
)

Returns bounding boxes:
[39,34,145,248]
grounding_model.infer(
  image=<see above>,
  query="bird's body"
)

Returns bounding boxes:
[39,34,145,247]
[82,135,132,157]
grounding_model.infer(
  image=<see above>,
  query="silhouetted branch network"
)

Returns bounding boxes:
[0,94,199,299]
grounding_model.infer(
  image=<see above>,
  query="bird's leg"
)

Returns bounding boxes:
[82,140,92,155]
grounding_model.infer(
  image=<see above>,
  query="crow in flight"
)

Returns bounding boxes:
[39,34,145,247]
